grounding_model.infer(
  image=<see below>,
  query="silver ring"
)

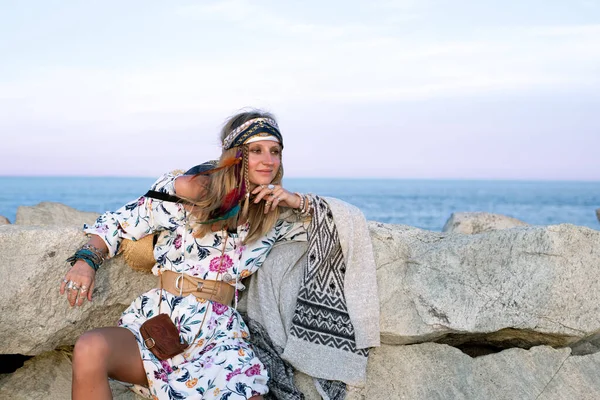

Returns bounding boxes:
[62,278,69,284]
[267,184,275,190]
[67,281,74,289]
[72,283,81,291]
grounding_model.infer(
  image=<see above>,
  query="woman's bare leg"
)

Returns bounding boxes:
[72,327,147,400]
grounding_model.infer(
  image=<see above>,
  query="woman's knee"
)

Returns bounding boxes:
[73,330,111,371]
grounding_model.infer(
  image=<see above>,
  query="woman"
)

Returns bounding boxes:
[60,110,313,400]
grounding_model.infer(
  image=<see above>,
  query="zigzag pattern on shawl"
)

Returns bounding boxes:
[290,195,369,357]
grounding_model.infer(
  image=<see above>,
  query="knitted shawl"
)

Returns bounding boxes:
[243,195,380,395]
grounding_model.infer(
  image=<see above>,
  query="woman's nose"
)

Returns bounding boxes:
[262,154,276,165]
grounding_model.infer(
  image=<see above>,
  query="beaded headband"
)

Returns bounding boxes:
[222,117,283,150]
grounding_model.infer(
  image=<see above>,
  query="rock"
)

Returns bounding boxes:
[15,202,99,227]
[442,212,528,234]
[370,222,600,349]
[0,216,10,225]
[0,225,156,355]
[0,350,144,399]
[596,208,600,223]
[292,372,365,400]
[362,343,600,399]
[293,372,321,400]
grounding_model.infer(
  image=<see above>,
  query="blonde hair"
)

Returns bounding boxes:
[187,110,283,244]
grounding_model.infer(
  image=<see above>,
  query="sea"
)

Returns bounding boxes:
[0,177,599,232]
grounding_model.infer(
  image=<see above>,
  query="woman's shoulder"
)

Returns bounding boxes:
[150,161,217,200]
[149,170,185,195]
[174,174,209,201]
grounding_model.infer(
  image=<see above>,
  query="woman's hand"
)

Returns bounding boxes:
[252,184,301,214]
[60,260,96,307]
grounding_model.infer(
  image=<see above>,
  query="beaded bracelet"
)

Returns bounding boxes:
[294,192,305,213]
[301,195,313,216]
[66,244,106,271]
[81,244,106,263]
[292,193,312,217]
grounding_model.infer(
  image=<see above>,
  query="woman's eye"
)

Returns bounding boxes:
[250,149,260,153]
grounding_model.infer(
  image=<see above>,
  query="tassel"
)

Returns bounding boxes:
[220,149,246,213]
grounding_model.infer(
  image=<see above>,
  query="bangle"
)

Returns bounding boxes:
[66,244,106,271]
[292,193,312,217]
[302,195,313,216]
[81,244,106,263]
[294,192,305,212]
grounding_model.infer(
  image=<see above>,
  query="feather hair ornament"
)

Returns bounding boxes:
[194,153,242,176]
[220,149,246,212]
[197,204,241,225]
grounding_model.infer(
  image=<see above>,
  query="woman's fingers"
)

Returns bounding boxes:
[59,276,69,295]
[87,281,95,302]
[252,185,273,203]
[60,260,96,307]
[67,280,81,307]
[252,184,296,213]
[76,281,93,306]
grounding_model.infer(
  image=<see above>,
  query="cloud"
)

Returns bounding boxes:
[175,0,378,40]
[528,24,600,37]
[1,2,599,128]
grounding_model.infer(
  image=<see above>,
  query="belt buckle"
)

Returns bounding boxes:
[197,281,204,292]
[144,337,156,349]
[175,275,183,291]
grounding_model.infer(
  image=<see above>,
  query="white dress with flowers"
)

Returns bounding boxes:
[84,172,308,400]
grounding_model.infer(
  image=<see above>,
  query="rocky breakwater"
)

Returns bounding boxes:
[1,204,600,399]
[442,211,528,234]
[365,222,600,399]
[0,203,154,399]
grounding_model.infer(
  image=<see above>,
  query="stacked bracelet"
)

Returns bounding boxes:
[296,193,305,213]
[66,244,106,271]
[293,193,312,217]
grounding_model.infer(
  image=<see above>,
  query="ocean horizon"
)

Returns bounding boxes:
[1,176,599,232]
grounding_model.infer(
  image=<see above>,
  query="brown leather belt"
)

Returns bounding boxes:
[160,270,235,306]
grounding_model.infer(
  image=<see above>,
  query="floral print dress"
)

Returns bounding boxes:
[84,172,308,400]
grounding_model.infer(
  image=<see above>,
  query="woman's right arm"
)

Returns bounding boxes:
[61,171,185,307]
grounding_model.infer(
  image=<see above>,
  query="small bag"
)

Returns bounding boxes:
[139,314,189,360]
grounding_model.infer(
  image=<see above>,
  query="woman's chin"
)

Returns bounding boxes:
[250,177,275,186]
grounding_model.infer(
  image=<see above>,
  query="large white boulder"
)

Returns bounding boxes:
[442,212,528,234]
[371,222,600,349]
[0,225,155,355]
[362,343,600,399]
[15,202,99,226]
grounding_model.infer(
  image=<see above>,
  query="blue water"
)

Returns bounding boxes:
[0,177,599,231]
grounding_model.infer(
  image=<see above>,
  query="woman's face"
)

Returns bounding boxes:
[246,140,282,186]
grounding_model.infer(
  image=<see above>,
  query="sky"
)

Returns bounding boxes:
[1,0,599,180]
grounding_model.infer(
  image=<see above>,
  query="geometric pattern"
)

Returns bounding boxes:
[290,196,369,357]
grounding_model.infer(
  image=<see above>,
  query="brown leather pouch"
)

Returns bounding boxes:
[139,314,189,360]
